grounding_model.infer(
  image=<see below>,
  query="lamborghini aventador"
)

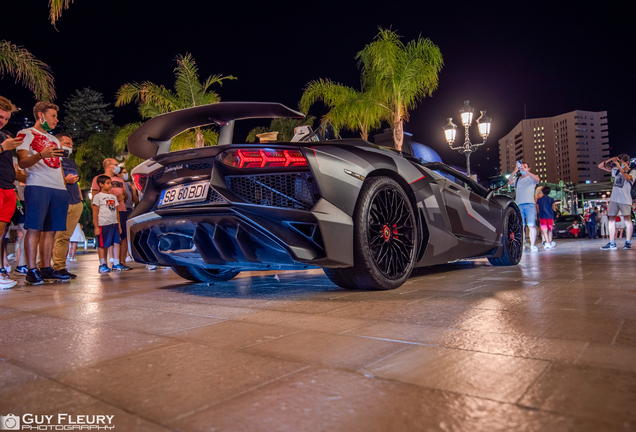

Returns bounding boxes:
[126,102,522,290]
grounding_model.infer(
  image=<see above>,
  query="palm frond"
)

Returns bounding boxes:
[0,40,56,101]
[49,0,73,24]
[113,122,142,153]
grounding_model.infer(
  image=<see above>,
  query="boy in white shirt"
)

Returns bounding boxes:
[92,175,130,273]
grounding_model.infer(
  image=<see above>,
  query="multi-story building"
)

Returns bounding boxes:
[498,110,610,183]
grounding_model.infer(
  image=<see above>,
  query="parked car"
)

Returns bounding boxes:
[126,102,522,290]
[553,215,587,238]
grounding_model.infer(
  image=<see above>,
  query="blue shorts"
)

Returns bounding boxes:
[24,186,70,232]
[97,224,121,248]
[518,203,537,227]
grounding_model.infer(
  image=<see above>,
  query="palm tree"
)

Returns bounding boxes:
[300,79,385,140]
[0,40,56,101]
[246,116,316,143]
[356,28,443,151]
[115,53,236,150]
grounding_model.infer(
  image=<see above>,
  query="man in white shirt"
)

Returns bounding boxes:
[508,160,541,252]
[598,154,635,250]
[16,102,71,285]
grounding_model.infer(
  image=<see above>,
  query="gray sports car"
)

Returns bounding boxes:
[127,102,522,290]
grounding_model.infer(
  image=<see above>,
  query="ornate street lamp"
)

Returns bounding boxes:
[443,100,492,177]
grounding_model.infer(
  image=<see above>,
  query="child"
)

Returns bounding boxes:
[567,220,580,237]
[92,175,131,273]
[536,186,556,249]
[67,223,86,261]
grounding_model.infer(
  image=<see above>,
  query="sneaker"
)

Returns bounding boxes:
[7,253,15,261]
[39,267,71,282]
[530,246,539,252]
[551,241,556,248]
[624,242,632,250]
[544,244,551,250]
[69,257,77,262]
[112,263,131,271]
[25,268,45,285]
[601,242,617,250]
[125,256,133,262]
[3,266,10,274]
[108,258,114,263]
[55,268,77,279]
[146,264,158,271]
[0,275,18,289]
[99,264,111,274]
[13,265,28,276]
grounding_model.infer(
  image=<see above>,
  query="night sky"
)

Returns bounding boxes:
[2,1,632,180]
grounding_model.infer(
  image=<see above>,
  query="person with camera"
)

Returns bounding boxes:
[0,96,26,289]
[508,160,540,252]
[598,154,635,250]
[16,102,71,285]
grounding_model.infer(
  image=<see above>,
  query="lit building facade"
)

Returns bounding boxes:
[498,110,610,183]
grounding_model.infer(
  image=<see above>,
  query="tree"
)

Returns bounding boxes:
[115,53,236,151]
[246,116,316,143]
[300,79,385,140]
[356,28,443,151]
[63,88,113,143]
[74,126,120,190]
[0,40,55,101]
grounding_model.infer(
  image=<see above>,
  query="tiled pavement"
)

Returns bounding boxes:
[0,237,634,431]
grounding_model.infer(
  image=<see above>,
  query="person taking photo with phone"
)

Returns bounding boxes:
[508,160,541,252]
[16,102,71,285]
[598,154,635,250]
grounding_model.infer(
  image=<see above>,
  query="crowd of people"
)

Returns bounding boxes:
[509,156,635,253]
[0,95,143,289]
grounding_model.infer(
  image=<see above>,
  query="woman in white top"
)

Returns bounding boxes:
[599,207,609,238]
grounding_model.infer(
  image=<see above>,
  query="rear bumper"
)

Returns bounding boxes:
[127,199,354,270]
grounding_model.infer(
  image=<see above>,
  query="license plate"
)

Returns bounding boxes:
[159,181,209,207]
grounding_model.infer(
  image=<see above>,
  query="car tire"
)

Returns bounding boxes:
[324,176,417,290]
[171,265,240,282]
[488,205,523,266]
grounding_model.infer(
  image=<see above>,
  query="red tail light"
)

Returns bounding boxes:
[132,173,149,193]
[218,148,308,169]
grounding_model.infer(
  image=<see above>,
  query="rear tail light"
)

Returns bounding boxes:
[218,148,308,169]
[133,173,149,193]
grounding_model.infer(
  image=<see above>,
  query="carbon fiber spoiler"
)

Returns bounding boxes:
[127,102,305,160]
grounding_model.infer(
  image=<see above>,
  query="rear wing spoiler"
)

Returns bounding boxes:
[127,102,304,160]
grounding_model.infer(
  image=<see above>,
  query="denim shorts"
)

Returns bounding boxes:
[24,186,70,231]
[518,203,537,227]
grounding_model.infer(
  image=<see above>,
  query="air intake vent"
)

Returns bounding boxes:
[226,172,320,210]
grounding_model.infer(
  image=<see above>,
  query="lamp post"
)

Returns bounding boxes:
[443,100,492,177]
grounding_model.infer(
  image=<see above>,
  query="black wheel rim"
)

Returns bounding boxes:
[506,209,523,262]
[367,186,415,278]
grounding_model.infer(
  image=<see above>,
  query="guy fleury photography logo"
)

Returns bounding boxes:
[0,413,115,430]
